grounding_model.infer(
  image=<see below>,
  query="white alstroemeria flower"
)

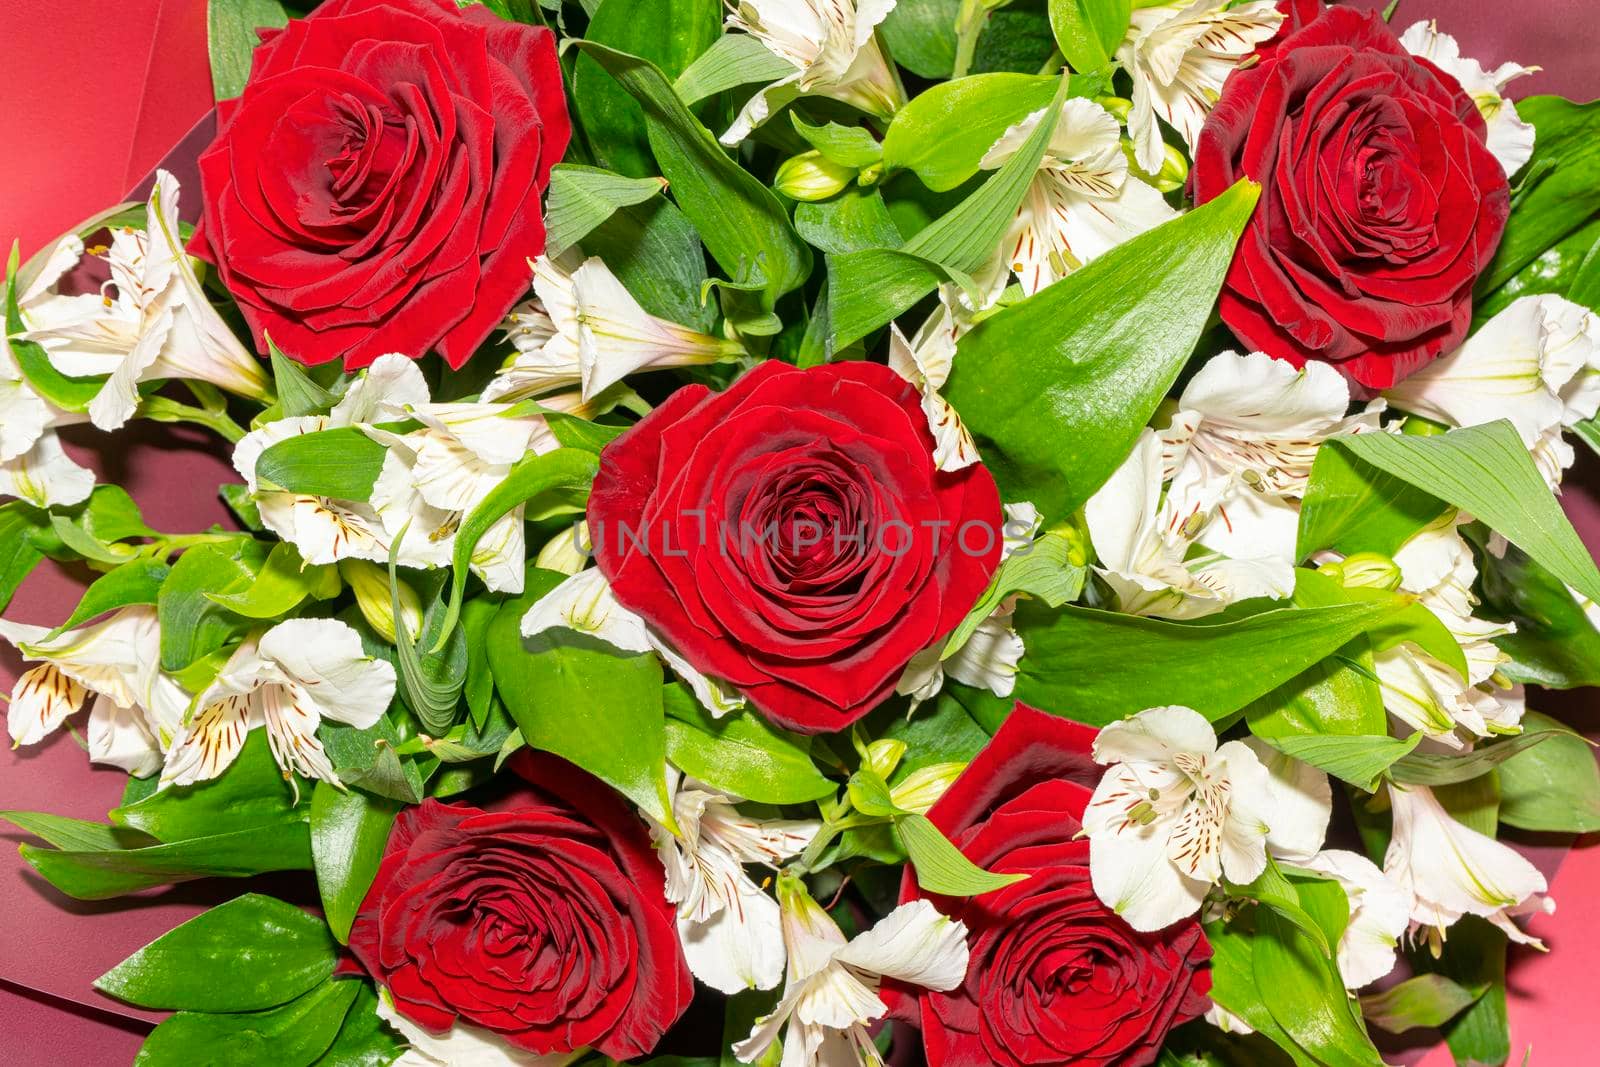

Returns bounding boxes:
[1385,295,1600,488]
[0,429,95,508]
[1399,20,1537,175]
[1086,430,1294,620]
[1373,520,1521,744]
[1082,705,1306,931]
[233,354,432,569]
[735,883,968,1066]
[376,988,576,1067]
[1299,849,1411,989]
[0,607,187,777]
[888,312,977,472]
[521,567,747,716]
[487,255,744,405]
[1241,737,1331,863]
[160,618,395,789]
[1118,0,1285,174]
[14,172,268,431]
[720,0,903,146]
[1161,351,1384,565]
[1385,782,1552,947]
[647,773,818,994]
[980,98,1177,296]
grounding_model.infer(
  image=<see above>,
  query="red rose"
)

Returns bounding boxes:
[888,704,1212,1067]
[190,0,570,369]
[344,753,691,1060]
[589,360,1002,734]
[1192,1,1509,393]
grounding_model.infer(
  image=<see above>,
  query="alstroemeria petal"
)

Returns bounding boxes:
[257,618,393,729]
[835,900,969,991]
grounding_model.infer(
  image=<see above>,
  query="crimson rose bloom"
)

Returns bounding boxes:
[343,753,691,1060]
[190,0,570,369]
[887,704,1212,1067]
[1192,0,1509,392]
[590,360,1002,734]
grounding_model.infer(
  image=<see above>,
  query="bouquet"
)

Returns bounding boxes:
[4,0,1598,1063]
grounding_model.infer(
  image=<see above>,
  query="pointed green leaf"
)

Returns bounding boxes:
[896,812,1027,896]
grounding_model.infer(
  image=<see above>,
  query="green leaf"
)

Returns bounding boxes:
[311,982,404,1067]
[1267,733,1421,793]
[945,180,1259,522]
[311,783,399,944]
[1292,567,1467,681]
[896,812,1027,896]
[1498,710,1600,832]
[1478,97,1600,294]
[1225,858,1331,959]
[1048,0,1132,73]
[19,821,312,900]
[544,411,628,454]
[663,683,835,804]
[1475,216,1600,322]
[96,894,337,1012]
[1329,421,1600,602]
[439,447,598,644]
[205,541,339,619]
[269,339,337,418]
[157,539,269,671]
[848,768,905,817]
[673,32,796,106]
[791,114,883,168]
[544,164,668,259]
[1205,918,1316,1066]
[0,503,45,612]
[391,561,467,737]
[1410,917,1510,1067]
[1296,443,1448,560]
[135,979,359,1067]
[943,530,1085,655]
[793,188,905,256]
[1359,974,1487,1035]
[0,811,154,852]
[882,73,1062,192]
[320,714,425,805]
[1473,535,1600,688]
[881,0,959,78]
[255,427,389,501]
[113,732,307,842]
[1390,730,1561,787]
[573,41,812,330]
[487,568,674,827]
[207,0,289,101]
[1245,637,1388,740]
[47,558,169,636]
[879,691,992,774]
[1253,880,1384,1067]
[574,0,722,178]
[79,483,157,542]
[1014,597,1402,725]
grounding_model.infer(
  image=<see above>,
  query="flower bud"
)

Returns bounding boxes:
[1122,140,1189,193]
[1319,551,1403,592]
[864,738,907,781]
[775,151,856,202]
[1096,95,1133,123]
[340,559,422,644]
[889,761,967,814]
[536,521,592,576]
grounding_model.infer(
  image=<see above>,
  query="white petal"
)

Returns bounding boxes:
[1242,737,1331,862]
[260,682,339,785]
[0,378,52,462]
[944,612,1023,697]
[468,510,528,596]
[0,429,94,507]
[835,899,969,991]
[520,568,654,653]
[1300,849,1410,989]
[159,692,257,788]
[257,618,393,728]
[6,664,86,746]
[86,695,162,778]
[651,632,747,716]
[1085,430,1166,577]
[679,877,789,993]
[1089,817,1210,931]
[332,353,431,425]
[1093,704,1219,765]
[375,988,570,1066]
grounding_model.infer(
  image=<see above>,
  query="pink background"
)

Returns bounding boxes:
[1,0,1596,1062]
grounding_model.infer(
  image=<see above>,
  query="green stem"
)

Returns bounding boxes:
[137,396,248,444]
[952,0,987,79]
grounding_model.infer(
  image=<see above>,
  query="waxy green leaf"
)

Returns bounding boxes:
[208,0,289,101]
[946,180,1259,522]
[311,783,399,944]
[1497,710,1600,832]
[897,813,1027,896]
[254,427,389,501]
[96,894,337,1012]
[134,978,358,1067]
[544,164,668,259]
[664,684,835,804]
